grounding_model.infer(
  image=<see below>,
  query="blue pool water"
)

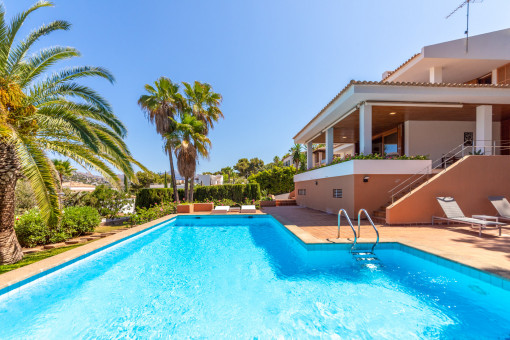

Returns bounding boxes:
[1,216,509,338]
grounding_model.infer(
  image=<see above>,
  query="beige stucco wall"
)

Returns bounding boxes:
[386,156,510,224]
[405,120,501,161]
[295,174,410,218]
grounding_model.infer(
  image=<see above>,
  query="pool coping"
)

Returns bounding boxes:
[1,213,509,295]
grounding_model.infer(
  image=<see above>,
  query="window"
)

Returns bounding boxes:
[298,189,306,195]
[333,189,342,198]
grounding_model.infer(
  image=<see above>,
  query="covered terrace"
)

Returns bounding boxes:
[295,81,510,169]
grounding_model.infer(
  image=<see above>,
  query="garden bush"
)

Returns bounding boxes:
[14,209,49,248]
[81,185,131,219]
[61,206,101,236]
[15,207,101,248]
[248,166,295,195]
[130,202,177,225]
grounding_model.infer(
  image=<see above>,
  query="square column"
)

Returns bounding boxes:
[325,127,334,164]
[359,103,372,155]
[476,105,492,155]
[306,142,313,169]
[429,66,443,83]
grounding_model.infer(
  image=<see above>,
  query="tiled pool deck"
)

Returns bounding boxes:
[263,206,510,280]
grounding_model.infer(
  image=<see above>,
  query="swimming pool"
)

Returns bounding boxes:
[0,215,509,338]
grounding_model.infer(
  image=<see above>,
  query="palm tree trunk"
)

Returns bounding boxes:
[168,150,180,203]
[0,143,24,265]
[184,177,189,202]
[190,173,195,202]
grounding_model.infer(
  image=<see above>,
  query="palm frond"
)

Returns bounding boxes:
[15,134,60,226]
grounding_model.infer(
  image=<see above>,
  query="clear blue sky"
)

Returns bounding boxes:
[8,0,510,174]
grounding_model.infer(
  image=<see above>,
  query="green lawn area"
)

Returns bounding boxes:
[0,225,132,275]
[0,244,84,275]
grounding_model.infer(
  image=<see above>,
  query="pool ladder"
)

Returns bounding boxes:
[338,209,380,264]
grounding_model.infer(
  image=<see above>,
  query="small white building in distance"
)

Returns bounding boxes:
[195,174,224,186]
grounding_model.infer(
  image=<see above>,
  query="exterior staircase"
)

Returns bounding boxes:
[372,173,439,224]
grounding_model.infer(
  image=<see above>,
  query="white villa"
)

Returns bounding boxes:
[292,28,510,224]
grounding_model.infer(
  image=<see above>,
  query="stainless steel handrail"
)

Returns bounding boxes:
[388,140,510,203]
[338,209,357,250]
[358,209,379,253]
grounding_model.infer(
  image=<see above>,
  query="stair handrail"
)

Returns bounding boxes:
[389,139,510,203]
[358,209,379,253]
[388,142,465,196]
[338,209,357,250]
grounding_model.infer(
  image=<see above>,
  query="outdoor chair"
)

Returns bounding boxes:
[211,206,230,214]
[432,197,504,237]
[488,196,510,222]
[240,205,257,214]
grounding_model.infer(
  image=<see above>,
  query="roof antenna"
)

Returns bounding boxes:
[446,0,484,53]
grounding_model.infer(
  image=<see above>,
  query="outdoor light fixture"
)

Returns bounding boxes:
[363,176,370,182]
[342,136,347,139]
[315,181,318,185]
[389,112,397,115]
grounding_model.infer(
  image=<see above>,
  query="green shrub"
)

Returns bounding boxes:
[15,207,101,248]
[61,206,101,236]
[248,166,295,195]
[81,185,130,219]
[14,209,48,248]
[130,202,177,225]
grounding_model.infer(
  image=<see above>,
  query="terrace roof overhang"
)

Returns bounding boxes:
[384,28,510,83]
[293,82,510,144]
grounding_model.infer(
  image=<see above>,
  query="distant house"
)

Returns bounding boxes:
[292,28,510,224]
[195,174,223,186]
[62,181,96,192]
[282,155,293,167]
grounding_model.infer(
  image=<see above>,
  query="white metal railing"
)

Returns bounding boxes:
[388,140,510,203]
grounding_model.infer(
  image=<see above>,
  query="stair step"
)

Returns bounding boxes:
[373,210,386,218]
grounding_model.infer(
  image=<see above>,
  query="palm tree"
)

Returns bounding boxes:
[289,144,303,168]
[52,159,75,188]
[182,81,222,200]
[182,81,223,134]
[173,114,210,201]
[138,77,184,203]
[0,1,143,264]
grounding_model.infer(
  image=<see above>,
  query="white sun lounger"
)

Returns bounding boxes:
[240,205,256,214]
[211,206,230,214]
[488,196,510,222]
[432,197,504,237]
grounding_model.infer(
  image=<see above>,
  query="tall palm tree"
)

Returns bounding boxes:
[182,81,223,134]
[138,77,183,203]
[173,114,210,201]
[52,159,75,188]
[0,1,143,264]
[182,81,222,200]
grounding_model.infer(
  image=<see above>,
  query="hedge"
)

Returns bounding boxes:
[135,188,185,209]
[135,184,261,208]
[194,184,261,202]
